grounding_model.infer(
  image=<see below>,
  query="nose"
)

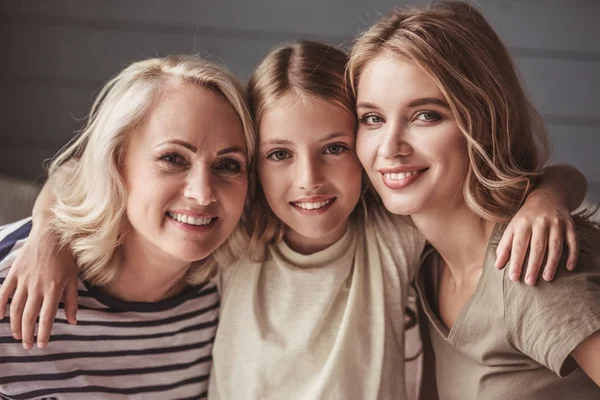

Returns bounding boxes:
[183,166,217,206]
[378,123,413,159]
[296,154,324,191]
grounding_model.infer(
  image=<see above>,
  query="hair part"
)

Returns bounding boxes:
[49,55,255,286]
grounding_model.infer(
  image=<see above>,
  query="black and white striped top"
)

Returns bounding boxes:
[0,218,219,400]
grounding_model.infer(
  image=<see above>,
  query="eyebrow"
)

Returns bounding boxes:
[407,97,450,109]
[156,140,245,157]
[156,139,197,152]
[357,97,450,110]
[261,131,351,147]
[217,146,246,156]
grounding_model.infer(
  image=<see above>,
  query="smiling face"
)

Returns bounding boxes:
[355,55,470,216]
[257,93,363,251]
[121,79,248,264]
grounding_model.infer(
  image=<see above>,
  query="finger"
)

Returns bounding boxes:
[21,294,43,350]
[524,225,548,286]
[564,222,579,272]
[9,287,27,340]
[495,226,514,269]
[508,226,532,282]
[64,277,79,325]
[37,291,62,349]
[0,274,17,320]
[542,226,564,281]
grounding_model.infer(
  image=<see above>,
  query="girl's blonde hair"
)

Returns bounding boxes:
[348,0,599,247]
[247,40,377,259]
[49,55,255,286]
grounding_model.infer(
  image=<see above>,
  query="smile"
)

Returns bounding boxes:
[291,199,334,210]
[383,171,420,180]
[380,168,428,189]
[167,212,216,226]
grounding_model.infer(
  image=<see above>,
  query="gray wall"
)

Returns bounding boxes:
[1,0,599,194]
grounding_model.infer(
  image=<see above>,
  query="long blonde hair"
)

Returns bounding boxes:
[348,0,599,247]
[247,40,376,259]
[49,55,255,286]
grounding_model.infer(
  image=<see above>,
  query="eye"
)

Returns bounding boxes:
[414,111,442,123]
[323,143,347,155]
[359,113,384,125]
[159,153,187,166]
[267,150,291,161]
[214,159,243,174]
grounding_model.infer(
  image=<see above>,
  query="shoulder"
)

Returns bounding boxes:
[502,246,600,375]
[365,204,424,243]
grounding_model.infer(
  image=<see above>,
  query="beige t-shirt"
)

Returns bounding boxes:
[416,224,600,400]
[209,207,426,400]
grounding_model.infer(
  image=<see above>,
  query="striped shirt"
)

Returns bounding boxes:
[0,218,219,400]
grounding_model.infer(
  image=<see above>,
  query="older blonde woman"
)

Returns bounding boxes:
[0,55,253,399]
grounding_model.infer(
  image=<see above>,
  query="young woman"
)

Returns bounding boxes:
[348,1,600,398]
[0,41,588,399]
[0,55,255,398]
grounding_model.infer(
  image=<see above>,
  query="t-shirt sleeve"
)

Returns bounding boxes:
[504,251,600,377]
[0,218,32,274]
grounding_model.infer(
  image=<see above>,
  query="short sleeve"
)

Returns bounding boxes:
[504,251,600,377]
[0,218,32,272]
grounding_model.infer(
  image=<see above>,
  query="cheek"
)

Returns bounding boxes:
[355,132,376,169]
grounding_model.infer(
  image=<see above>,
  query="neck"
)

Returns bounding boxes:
[412,201,496,282]
[103,234,190,303]
[284,220,349,255]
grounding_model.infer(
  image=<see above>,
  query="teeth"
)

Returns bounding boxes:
[168,212,214,226]
[293,199,333,210]
[384,171,419,180]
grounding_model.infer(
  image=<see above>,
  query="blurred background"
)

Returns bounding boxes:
[0,0,598,217]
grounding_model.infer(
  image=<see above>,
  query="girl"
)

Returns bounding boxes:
[0,55,255,398]
[348,1,600,398]
[1,41,588,399]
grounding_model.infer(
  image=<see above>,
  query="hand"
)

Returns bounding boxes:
[0,224,78,349]
[495,192,578,285]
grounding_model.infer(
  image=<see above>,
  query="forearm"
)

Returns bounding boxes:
[534,164,587,211]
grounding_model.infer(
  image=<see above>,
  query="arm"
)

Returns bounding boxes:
[496,164,587,285]
[572,331,600,386]
[0,180,79,350]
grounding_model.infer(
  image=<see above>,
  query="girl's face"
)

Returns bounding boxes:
[121,79,248,264]
[258,93,363,252]
[355,56,470,216]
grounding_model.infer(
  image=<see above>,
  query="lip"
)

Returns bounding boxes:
[380,168,428,190]
[291,195,335,203]
[377,166,429,174]
[168,209,217,218]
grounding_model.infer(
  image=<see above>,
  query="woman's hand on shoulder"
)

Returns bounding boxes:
[0,224,78,350]
[495,191,578,285]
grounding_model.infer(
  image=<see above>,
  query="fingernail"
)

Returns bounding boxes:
[543,272,553,281]
[13,333,21,340]
[510,273,519,282]
[526,275,535,286]
[37,341,47,349]
[567,262,575,271]
[22,342,32,350]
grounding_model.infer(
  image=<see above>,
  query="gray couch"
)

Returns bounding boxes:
[0,175,40,225]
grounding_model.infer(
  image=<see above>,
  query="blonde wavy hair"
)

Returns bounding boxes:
[347,0,599,247]
[246,40,378,259]
[49,55,255,286]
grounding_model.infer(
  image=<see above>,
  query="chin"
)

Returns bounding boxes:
[381,196,422,216]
